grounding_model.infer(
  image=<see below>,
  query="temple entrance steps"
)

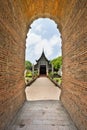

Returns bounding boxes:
[8,100,77,130]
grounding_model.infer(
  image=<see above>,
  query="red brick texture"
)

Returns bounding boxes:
[0,1,26,130]
[0,0,87,130]
[61,1,87,130]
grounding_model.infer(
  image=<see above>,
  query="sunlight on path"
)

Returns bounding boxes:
[25,77,61,101]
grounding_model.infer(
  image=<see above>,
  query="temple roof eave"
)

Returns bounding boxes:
[36,50,50,62]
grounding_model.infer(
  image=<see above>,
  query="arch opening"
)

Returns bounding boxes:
[0,1,86,130]
[25,18,62,101]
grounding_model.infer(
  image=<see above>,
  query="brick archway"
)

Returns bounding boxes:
[0,1,87,130]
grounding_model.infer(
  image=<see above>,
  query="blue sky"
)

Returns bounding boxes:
[25,18,62,64]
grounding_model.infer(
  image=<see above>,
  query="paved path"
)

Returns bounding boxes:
[25,77,61,101]
[8,77,77,130]
[9,101,77,130]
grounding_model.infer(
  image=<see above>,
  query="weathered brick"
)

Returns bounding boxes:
[0,0,87,130]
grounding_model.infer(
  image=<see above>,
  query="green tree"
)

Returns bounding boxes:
[51,56,62,71]
[25,60,32,70]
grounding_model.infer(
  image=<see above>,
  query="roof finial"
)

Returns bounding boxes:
[42,48,44,54]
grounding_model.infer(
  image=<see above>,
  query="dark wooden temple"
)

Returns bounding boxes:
[34,50,52,75]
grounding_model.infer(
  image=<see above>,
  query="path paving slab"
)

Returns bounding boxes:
[8,100,77,130]
[8,77,77,130]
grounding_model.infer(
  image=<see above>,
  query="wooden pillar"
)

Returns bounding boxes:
[52,64,54,75]
[32,64,34,78]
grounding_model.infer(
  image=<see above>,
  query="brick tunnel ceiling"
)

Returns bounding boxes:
[17,0,76,32]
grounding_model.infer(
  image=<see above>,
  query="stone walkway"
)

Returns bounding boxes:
[8,77,77,130]
[9,101,77,130]
[25,77,61,101]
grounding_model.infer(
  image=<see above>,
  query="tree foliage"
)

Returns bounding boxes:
[25,60,32,70]
[51,56,62,71]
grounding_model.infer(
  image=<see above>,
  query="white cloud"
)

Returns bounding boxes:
[26,32,61,63]
[26,33,41,47]
[50,35,61,46]
[25,18,62,63]
[35,24,42,32]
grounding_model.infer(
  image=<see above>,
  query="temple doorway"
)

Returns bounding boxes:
[40,65,46,75]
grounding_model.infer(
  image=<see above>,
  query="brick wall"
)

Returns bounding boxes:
[61,1,87,129]
[0,0,87,130]
[0,1,26,130]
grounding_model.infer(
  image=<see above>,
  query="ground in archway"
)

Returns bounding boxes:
[25,77,61,101]
[8,78,77,130]
[8,100,77,130]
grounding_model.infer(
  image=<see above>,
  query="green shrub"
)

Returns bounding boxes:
[26,71,32,77]
[48,72,53,78]
[53,77,62,85]
[34,71,38,76]
[48,71,59,78]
